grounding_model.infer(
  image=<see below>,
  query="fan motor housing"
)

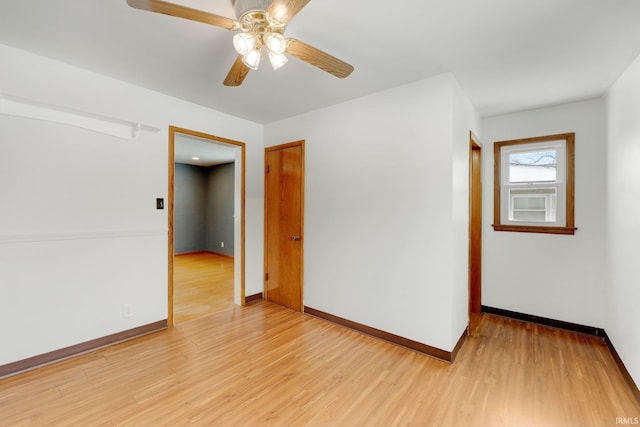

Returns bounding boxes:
[232,0,271,19]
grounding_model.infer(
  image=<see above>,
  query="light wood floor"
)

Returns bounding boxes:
[173,252,234,324]
[1,303,638,426]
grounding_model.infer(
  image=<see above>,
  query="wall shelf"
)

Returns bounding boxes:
[0,94,159,140]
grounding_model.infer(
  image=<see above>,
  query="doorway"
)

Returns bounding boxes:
[264,141,305,311]
[168,126,246,326]
[469,132,482,334]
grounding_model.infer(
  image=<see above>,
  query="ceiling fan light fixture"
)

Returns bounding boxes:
[264,32,287,55]
[268,51,288,70]
[126,0,354,86]
[233,32,257,55]
[232,0,271,20]
[242,48,262,70]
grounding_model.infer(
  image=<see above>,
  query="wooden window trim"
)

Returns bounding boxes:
[493,133,576,235]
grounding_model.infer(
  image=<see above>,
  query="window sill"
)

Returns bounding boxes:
[492,224,577,235]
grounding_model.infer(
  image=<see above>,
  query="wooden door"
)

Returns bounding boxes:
[264,141,304,311]
[469,135,482,335]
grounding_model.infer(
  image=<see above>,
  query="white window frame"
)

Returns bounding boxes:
[493,133,576,235]
[500,140,566,227]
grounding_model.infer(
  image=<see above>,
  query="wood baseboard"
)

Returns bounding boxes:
[245,292,263,304]
[0,320,168,378]
[451,326,469,361]
[481,305,605,336]
[604,333,640,405]
[482,305,640,404]
[304,306,467,363]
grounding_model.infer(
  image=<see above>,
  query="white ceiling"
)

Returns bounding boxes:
[174,132,236,166]
[1,0,640,124]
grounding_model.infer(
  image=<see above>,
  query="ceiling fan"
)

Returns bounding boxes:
[126,0,354,86]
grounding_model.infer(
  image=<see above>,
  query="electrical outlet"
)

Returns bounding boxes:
[123,304,133,318]
[221,241,224,248]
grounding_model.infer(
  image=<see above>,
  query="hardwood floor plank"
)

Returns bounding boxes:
[173,252,234,323]
[0,304,638,426]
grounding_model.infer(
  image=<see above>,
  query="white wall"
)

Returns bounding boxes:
[481,98,608,328]
[264,73,479,352]
[0,44,264,366]
[605,52,640,386]
[452,81,482,343]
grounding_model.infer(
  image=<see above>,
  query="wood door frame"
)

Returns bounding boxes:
[168,126,246,327]
[469,132,482,331]
[263,140,305,311]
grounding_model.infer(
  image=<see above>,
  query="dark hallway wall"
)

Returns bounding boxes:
[174,163,207,253]
[205,162,235,256]
[174,162,235,256]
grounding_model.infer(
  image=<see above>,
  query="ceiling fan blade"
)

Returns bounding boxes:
[286,38,354,79]
[223,55,251,86]
[126,0,239,30]
[267,0,311,26]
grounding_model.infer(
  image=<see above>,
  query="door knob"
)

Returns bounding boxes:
[291,235,301,241]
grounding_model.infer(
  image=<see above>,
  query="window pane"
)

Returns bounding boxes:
[513,210,546,222]
[513,196,545,210]
[509,150,557,183]
[509,188,557,223]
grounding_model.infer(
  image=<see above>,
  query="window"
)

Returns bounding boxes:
[493,133,576,235]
